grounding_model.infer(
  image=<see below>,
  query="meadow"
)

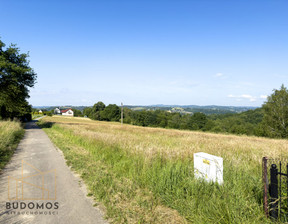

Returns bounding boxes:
[0,120,24,171]
[38,116,288,223]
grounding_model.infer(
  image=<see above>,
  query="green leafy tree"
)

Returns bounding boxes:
[0,39,37,119]
[44,111,52,116]
[73,109,83,117]
[179,114,190,130]
[91,101,106,120]
[100,104,120,121]
[262,84,288,138]
[202,119,216,131]
[167,113,181,129]
[122,107,132,124]
[93,101,106,112]
[188,112,207,130]
[156,110,168,128]
[83,107,92,117]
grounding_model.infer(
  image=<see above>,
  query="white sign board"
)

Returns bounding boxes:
[194,152,223,185]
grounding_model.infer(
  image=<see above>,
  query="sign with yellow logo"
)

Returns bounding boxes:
[194,152,223,185]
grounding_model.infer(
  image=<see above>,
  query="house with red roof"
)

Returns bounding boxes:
[61,108,74,116]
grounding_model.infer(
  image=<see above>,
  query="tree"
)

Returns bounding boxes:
[90,101,106,120]
[262,84,288,138]
[83,107,92,117]
[92,101,106,112]
[73,109,83,117]
[188,112,207,130]
[156,110,168,128]
[167,113,181,129]
[122,107,132,124]
[100,104,120,121]
[0,39,37,119]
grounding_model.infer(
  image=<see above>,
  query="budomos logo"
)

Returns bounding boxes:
[8,160,56,201]
[5,160,59,215]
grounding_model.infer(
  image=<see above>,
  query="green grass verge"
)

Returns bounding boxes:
[0,120,24,171]
[32,114,44,119]
[39,120,271,223]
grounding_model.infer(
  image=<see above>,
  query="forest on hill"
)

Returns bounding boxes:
[124,105,256,115]
[33,85,288,139]
[32,105,263,136]
[83,103,265,137]
[82,84,288,139]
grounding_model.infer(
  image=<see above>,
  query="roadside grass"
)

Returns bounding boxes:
[32,114,43,119]
[38,116,287,223]
[0,120,24,171]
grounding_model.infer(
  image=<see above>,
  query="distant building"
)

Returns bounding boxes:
[38,110,43,113]
[61,109,74,116]
[54,108,61,114]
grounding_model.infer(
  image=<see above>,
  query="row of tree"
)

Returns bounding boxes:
[85,103,263,134]
[85,85,288,139]
[83,102,121,121]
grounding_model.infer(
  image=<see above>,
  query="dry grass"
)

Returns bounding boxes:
[42,117,186,223]
[39,116,283,223]
[0,120,24,170]
[43,116,288,163]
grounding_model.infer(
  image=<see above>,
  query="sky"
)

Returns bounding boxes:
[1,0,287,107]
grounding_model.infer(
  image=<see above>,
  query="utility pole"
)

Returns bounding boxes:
[121,102,123,125]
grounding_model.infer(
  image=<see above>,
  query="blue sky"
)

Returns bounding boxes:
[1,0,287,106]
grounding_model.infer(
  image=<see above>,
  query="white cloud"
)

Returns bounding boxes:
[215,73,224,77]
[260,95,267,99]
[240,94,253,99]
[227,94,266,102]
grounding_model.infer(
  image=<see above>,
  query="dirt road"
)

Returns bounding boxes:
[0,120,108,224]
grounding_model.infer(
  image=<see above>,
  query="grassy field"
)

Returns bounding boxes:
[38,116,288,223]
[0,120,24,171]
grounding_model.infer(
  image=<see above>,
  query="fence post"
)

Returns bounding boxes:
[262,157,269,217]
[270,164,278,220]
[286,163,288,215]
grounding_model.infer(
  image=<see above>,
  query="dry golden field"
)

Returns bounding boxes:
[43,115,288,162]
[39,115,288,223]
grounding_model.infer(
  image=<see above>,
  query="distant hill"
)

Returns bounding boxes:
[33,105,258,115]
[33,106,87,112]
[124,105,258,115]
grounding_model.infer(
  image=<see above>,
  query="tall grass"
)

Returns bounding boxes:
[38,116,285,223]
[0,120,24,171]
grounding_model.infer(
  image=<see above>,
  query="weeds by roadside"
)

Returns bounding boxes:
[0,121,24,171]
